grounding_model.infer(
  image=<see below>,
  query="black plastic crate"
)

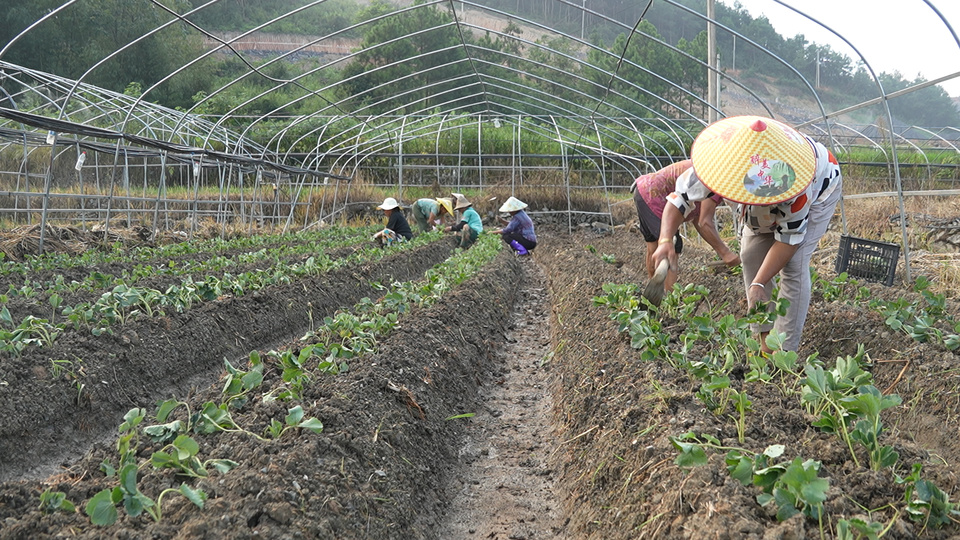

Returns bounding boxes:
[834,235,900,286]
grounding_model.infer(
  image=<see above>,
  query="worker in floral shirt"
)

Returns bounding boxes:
[653,116,842,352]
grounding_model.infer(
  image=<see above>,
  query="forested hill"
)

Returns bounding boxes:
[1,0,957,128]
[185,0,960,127]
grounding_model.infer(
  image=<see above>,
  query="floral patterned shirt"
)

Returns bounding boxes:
[666,139,841,245]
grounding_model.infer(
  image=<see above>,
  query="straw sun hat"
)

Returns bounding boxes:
[436,197,454,216]
[691,115,816,205]
[454,195,473,210]
[498,196,527,213]
[376,197,399,210]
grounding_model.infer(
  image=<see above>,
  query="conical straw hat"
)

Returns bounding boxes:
[691,116,816,205]
[454,195,472,210]
[499,196,527,212]
[436,197,454,216]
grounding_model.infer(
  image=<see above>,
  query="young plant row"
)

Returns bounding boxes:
[0,231,442,357]
[0,224,377,278]
[0,225,377,308]
[37,235,503,526]
[595,283,959,535]
[247,233,502,402]
[813,270,960,352]
[44,372,326,525]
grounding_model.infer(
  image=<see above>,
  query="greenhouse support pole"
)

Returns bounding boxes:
[190,158,202,240]
[551,116,573,233]
[17,133,27,225]
[37,132,59,255]
[151,153,168,241]
[217,164,228,229]
[331,177,342,225]
[436,114,446,187]
[707,0,718,124]
[881,108,913,282]
[457,127,463,193]
[104,142,123,241]
[273,181,280,225]
[283,174,307,234]
[511,119,516,194]
[478,116,483,192]
[141,156,149,227]
[517,115,524,188]
[123,151,132,227]
[248,169,263,234]
[398,117,407,202]
[593,120,614,227]
[77,143,87,232]
[238,169,247,230]
[303,176,315,230]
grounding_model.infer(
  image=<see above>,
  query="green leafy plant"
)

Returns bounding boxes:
[38,489,76,514]
[264,405,325,439]
[801,349,898,470]
[150,435,239,478]
[670,433,828,522]
[836,518,884,540]
[85,463,207,525]
[729,389,752,444]
[896,463,960,531]
[756,457,829,522]
[846,385,902,470]
[222,354,265,407]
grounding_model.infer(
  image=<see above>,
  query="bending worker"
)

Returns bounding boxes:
[633,159,740,291]
[653,115,842,352]
[411,197,453,232]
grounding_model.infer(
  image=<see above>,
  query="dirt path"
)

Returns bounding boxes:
[436,257,567,539]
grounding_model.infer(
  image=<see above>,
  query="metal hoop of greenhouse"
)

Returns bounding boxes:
[0,0,958,279]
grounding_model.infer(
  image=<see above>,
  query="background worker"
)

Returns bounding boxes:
[372,197,413,247]
[446,195,483,248]
[490,196,536,255]
[411,197,452,232]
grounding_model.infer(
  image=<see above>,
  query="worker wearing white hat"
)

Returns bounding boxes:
[491,196,536,256]
[653,116,842,352]
[372,197,413,247]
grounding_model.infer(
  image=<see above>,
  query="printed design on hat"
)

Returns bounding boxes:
[691,115,816,206]
[743,157,796,198]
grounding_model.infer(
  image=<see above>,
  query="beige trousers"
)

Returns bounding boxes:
[739,180,842,351]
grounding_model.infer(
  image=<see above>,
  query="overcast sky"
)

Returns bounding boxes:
[726,0,960,97]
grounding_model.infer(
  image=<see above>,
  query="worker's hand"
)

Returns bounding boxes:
[746,282,768,311]
[652,241,678,274]
[723,252,742,268]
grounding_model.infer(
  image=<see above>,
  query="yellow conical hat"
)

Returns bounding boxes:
[436,197,454,216]
[691,116,816,205]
